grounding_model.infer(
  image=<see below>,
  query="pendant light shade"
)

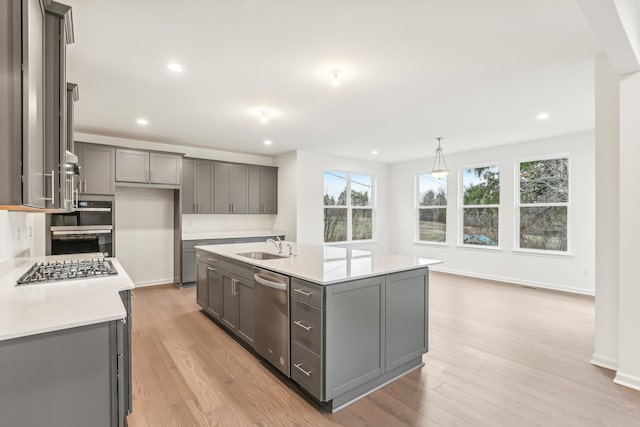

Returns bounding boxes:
[431,137,449,179]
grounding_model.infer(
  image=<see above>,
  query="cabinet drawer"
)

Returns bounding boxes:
[196,250,221,267]
[291,341,323,401]
[291,278,323,308]
[222,259,254,281]
[291,299,323,356]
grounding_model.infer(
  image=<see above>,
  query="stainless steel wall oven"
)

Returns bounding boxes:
[47,199,115,257]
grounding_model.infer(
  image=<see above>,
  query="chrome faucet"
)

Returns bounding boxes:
[266,237,283,254]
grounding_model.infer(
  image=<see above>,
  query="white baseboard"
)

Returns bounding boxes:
[134,278,176,288]
[591,354,618,371]
[614,372,640,391]
[429,266,595,296]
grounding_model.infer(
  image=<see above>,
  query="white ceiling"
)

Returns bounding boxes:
[64,0,601,163]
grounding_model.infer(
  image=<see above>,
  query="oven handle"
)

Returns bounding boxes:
[52,229,113,236]
[73,208,112,212]
[51,225,113,231]
[254,273,288,291]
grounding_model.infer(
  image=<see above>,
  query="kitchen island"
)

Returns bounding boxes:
[195,241,441,411]
[0,254,134,427]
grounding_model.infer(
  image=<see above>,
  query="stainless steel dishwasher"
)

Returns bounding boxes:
[254,267,291,377]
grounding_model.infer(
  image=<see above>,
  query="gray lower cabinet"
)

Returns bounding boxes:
[196,251,255,347]
[0,319,130,427]
[75,142,116,195]
[290,269,429,409]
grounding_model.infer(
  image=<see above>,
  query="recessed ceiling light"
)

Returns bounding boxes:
[536,113,549,120]
[330,69,342,87]
[371,150,378,155]
[264,140,273,146]
[260,110,270,124]
[136,118,148,125]
[167,63,183,73]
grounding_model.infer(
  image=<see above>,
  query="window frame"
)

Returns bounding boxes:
[515,154,571,255]
[415,172,448,245]
[458,162,501,249]
[323,170,376,244]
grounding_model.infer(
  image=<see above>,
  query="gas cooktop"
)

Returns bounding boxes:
[16,258,118,285]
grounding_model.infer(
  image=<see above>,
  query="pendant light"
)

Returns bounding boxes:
[431,137,449,179]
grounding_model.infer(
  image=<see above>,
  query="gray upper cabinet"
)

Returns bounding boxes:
[182,158,214,214]
[115,149,148,183]
[75,142,115,195]
[44,2,73,210]
[150,152,181,185]
[249,166,278,214]
[1,0,46,208]
[214,162,248,214]
[115,148,182,186]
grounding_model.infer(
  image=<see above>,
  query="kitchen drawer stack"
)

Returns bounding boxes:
[290,278,325,400]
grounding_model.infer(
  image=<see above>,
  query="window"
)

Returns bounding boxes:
[461,165,500,247]
[324,171,374,242]
[417,173,447,242]
[518,158,569,252]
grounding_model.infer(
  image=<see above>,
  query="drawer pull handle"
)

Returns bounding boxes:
[293,288,312,297]
[294,363,312,377]
[207,267,217,272]
[293,320,312,331]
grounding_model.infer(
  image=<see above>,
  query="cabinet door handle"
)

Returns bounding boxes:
[294,363,312,377]
[44,170,55,204]
[293,320,312,331]
[83,180,87,193]
[207,267,217,272]
[293,288,312,297]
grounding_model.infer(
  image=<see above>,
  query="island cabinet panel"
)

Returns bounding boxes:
[207,266,223,319]
[196,256,208,309]
[325,277,385,399]
[385,269,429,371]
[236,276,255,346]
[183,239,218,285]
[222,274,238,330]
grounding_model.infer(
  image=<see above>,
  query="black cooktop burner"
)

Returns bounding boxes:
[17,258,118,285]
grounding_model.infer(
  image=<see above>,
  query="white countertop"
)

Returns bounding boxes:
[0,254,135,342]
[196,241,442,285]
[182,229,286,241]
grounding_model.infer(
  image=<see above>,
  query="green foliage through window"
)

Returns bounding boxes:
[417,173,447,242]
[324,172,374,242]
[519,158,569,252]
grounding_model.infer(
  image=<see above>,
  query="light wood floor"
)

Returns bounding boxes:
[126,272,640,427]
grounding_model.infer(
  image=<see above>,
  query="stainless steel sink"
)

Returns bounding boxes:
[237,251,288,260]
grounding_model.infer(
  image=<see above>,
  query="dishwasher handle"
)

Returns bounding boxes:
[254,273,288,291]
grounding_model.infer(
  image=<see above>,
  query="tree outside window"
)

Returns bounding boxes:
[518,158,568,251]
[417,173,447,242]
[324,172,374,242]
[461,165,500,247]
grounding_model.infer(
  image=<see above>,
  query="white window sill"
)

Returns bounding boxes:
[323,240,379,246]
[512,249,574,258]
[413,241,449,248]
[456,244,503,252]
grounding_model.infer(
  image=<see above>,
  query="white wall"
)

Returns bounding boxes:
[615,70,640,390]
[115,187,175,286]
[295,150,390,252]
[0,211,43,265]
[273,151,298,241]
[592,55,620,370]
[182,214,276,234]
[390,132,596,295]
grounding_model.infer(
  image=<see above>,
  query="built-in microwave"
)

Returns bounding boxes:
[47,199,115,257]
